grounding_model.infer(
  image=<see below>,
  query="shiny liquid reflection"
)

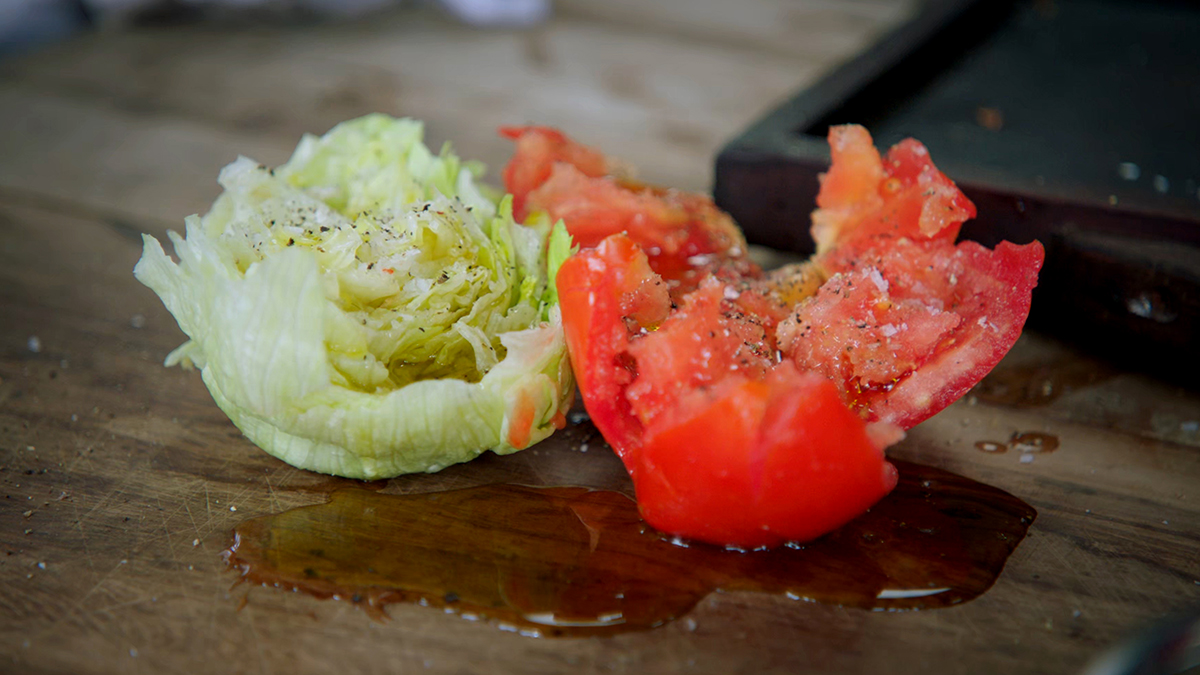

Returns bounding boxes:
[224,460,1035,636]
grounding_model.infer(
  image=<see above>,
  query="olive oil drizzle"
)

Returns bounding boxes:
[224,460,1035,636]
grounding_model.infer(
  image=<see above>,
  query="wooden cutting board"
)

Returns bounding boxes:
[4,192,1199,675]
[1,3,1198,673]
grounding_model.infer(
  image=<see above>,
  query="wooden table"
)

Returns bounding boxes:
[1,2,1197,673]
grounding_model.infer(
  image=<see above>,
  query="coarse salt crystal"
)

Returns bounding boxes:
[867,268,889,293]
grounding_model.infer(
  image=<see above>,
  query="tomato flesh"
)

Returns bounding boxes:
[822,239,1044,428]
[625,278,776,429]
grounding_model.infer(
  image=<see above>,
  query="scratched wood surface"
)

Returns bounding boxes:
[1,2,1199,674]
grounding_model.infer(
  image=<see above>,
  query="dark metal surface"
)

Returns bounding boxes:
[714,0,1200,383]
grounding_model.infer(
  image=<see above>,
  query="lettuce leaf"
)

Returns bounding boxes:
[134,115,574,479]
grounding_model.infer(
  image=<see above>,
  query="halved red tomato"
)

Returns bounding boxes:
[547,124,1043,547]
[501,126,757,295]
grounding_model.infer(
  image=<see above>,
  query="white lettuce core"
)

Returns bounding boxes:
[134,114,575,479]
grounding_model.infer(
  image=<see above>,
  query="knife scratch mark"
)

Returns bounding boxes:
[38,556,133,639]
[81,594,178,617]
[157,481,208,528]
[204,483,213,527]
[183,486,203,539]
[63,425,108,475]
[224,482,263,517]
[155,495,191,606]
[264,464,298,512]
[58,452,101,580]
[73,481,131,527]
[264,473,282,513]
[70,490,98,579]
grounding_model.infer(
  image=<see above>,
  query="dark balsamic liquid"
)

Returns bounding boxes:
[224,460,1035,636]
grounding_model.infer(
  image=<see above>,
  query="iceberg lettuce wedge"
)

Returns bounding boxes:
[134,115,575,479]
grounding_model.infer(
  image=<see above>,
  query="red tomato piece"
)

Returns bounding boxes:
[779,237,1043,429]
[556,234,660,460]
[547,123,1042,547]
[501,126,756,295]
[556,235,900,548]
[774,126,1043,428]
[812,125,975,253]
[635,365,900,547]
[499,125,608,221]
[624,277,777,429]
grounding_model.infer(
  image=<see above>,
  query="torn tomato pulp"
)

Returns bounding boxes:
[501,126,756,297]
[504,125,1044,548]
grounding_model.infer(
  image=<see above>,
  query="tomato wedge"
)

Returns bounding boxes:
[775,125,1044,428]
[501,126,757,295]
[541,123,1043,547]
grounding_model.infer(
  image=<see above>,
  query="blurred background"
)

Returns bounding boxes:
[0,0,915,233]
[6,0,1194,379]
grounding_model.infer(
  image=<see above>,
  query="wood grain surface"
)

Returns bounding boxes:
[2,2,1198,674]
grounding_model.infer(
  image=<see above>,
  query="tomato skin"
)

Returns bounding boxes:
[635,365,897,548]
[556,234,900,547]
[556,235,657,460]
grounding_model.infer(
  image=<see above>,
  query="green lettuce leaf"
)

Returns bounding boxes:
[134,115,575,479]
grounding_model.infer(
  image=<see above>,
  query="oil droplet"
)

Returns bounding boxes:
[224,461,1035,636]
[1009,431,1060,454]
[972,356,1114,408]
